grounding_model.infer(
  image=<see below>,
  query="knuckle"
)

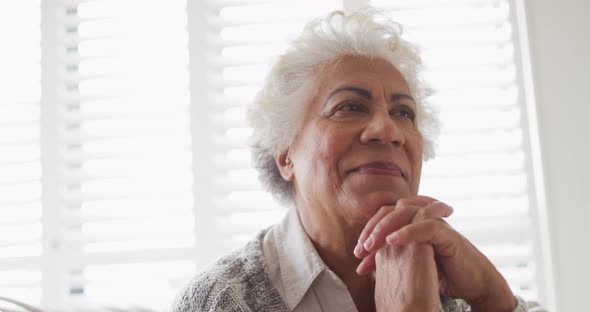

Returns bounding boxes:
[385,205,396,213]
[372,224,383,237]
[421,201,451,219]
[433,201,451,213]
[424,219,447,234]
[397,202,416,215]
[416,207,427,217]
[380,204,395,211]
[419,195,438,203]
[359,228,368,239]
[396,198,412,208]
[424,218,440,229]
[397,227,411,238]
[412,207,427,222]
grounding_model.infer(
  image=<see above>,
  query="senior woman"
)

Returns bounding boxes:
[173,9,542,312]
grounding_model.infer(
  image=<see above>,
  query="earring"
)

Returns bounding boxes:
[285,157,292,166]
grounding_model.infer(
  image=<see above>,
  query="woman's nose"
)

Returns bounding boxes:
[360,109,406,146]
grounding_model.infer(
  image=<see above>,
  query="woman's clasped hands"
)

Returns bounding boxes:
[353,196,518,312]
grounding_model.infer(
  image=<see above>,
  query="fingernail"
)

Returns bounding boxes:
[446,206,454,217]
[353,240,363,257]
[387,232,399,245]
[363,235,374,251]
[355,264,364,275]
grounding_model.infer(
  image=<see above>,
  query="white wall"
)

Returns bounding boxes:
[525,0,590,310]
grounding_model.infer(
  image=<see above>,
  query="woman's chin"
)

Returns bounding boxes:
[348,191,408,218]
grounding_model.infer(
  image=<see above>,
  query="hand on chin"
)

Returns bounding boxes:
[346,189,408,220]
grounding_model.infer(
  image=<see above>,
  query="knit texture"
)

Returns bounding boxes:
[171,230,287,312]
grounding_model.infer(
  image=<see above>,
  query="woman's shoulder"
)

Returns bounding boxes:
[171,229,288,312]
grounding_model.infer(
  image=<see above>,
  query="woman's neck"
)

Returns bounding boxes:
[297,205,376,312]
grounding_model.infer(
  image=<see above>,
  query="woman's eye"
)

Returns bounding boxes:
[392,106,416,121]
[337,102,366,113]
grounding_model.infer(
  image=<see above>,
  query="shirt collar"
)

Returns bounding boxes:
[274,208,328,310]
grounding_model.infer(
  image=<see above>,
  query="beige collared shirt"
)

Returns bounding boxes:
[262,208,360,312]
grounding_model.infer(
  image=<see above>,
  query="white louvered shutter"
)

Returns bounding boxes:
[53,0,195,308]
[0,0,43,305]
[197,0,341,262]
[372,0,546,302]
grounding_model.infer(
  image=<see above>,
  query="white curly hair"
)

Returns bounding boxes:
[248,8,439,204]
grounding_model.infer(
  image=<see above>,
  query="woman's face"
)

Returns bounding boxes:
[281,55,423,225]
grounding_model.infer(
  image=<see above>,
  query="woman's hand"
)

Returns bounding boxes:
[374,242,440,312]
[355,196,517,311]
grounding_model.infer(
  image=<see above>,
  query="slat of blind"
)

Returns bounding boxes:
[408,23,513,48]
[0,145,40,166]
[59,196,193,225]
[212,210,287,235]
[448,195,529,216]
[0,269,42,305]
[66,260,195,308]
[206,35,301,48]
[55,1,194,308]
[212,149,252,170]
[436,130,523,155]
[58,103,190,123]
[0,105,39,125]
[378,1,509,28]
[376,0,501,10]
[374,0,540,300]
[0,0,43,306]
[58,127,192,144]
[62,234,194,251]
[424,151,525,177]
[501,266,536,287]
[481,243,533,266]
[440,108,521,132]
[452,218,531,243]
[205,0,288,9]
[420,174,527,199]
[0,124,39,144]
[431,87,518,110]
[207,13,329,28]
[59,133,192,158]
[207,97,249,109]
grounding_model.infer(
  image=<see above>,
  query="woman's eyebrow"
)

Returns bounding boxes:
[391,93,415,103]
[323,87,415,107]
[324,86,372,106]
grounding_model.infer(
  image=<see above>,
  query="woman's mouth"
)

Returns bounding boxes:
[353,161,404,177]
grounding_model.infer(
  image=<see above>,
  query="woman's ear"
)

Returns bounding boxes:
[275,151,294,181]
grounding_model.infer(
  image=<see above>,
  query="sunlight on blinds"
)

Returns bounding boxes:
[372,0,539,300]
[69,261,193,308]
[0,0,42,304]
[56,0,194,308]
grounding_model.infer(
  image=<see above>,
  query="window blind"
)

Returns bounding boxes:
[372,0,543,301]
[51,0,195,309]
[0,0,43,304]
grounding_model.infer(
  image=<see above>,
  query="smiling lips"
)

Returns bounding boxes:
[354,161,404,177]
